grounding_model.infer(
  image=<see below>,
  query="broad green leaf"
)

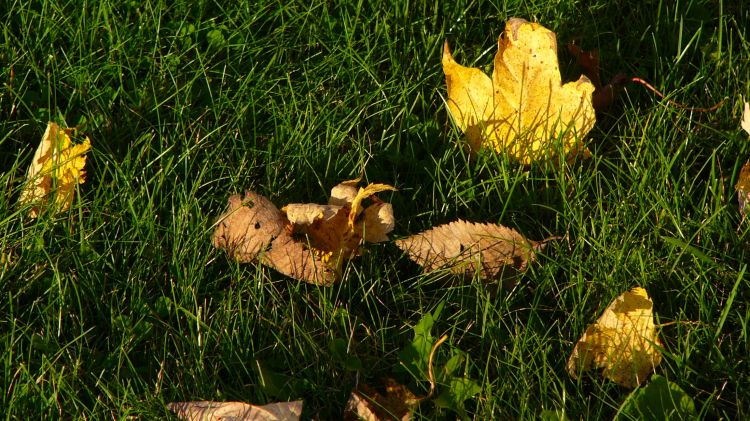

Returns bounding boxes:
[616,375,698,420]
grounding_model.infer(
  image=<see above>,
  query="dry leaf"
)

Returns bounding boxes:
[395,220,539,281]
[19,122,91,217]
[261,232,338,286]
[344,378,419,421]
[212,192,288,263]
[284,203,341,225]
[567,287,662,388]
[738,162,750,218]
[167,400,302,421]
[329,178,361,206]
[212,181,395,285]
[738,101,750,218]
[442,18,595,164]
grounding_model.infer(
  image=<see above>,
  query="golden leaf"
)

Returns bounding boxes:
[167,400,302,421]
[442,18,595,164]
[567,287,662,388]
[395,220,539,281]
[19,122,91,217]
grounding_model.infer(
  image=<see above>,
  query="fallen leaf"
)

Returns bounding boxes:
[261,232,338,286]
[344,378,419,421]
[212,192,288,263]
[212,181,395,285]
[567,287,662,388]
[329,178,361,206]
[395,220,540,281]
[442,18,595,164]
[19,122,91,217]
[738,101,750,219]
[167,400,302,421]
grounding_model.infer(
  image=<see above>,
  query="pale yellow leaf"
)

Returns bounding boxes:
[741,101,750,136]
[167,400,302,421]
[358,202,395,243]
[395,220,538,280]
[283,203,341,225]
[443,18,595,164]
[567,287,662,388]
[329,178,361,206]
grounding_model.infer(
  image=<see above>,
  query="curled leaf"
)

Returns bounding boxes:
[211,192,287,263]
[442,18,595,164]
[167,400,303,421]
[19,122,91,217]
[395,220,540,281]
[567,287,662,388]
[344,378,419,421]
[329,178,361,206]
[212,181,395,285]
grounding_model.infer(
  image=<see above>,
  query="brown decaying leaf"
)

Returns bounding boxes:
[211,192,287,263]
[261,232,338,287]
[567,287,662,388]
[395,220,540,281]
[212,181,395,285]
[167,400,302,421]
[344,378,419,421]
[738,101,750,218]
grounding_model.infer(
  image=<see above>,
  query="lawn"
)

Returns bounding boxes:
[1,0,749,419]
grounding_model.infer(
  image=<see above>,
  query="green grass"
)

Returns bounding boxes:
[1,0,749,419]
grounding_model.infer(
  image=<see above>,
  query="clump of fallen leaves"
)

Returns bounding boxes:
[567,287,662,388]
[736,100,750,219]
[442,17,595,164]
[167,400,303,421]
[395,220,542,283]
[212,179,395,285]
[344,378,420,421]
[19,122,91,217]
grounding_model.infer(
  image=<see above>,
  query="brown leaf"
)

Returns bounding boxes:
[167,400,303,421]
[261,232,338,286]
[738,161,750,219]
[395,220,539,280]
[212,192,287,263]
[344,378,419,421]
[738,101,750,219]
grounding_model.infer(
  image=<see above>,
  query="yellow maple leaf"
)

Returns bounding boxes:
[567,287,662,388]
[442,18,595,164]
[19,122,91,217]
